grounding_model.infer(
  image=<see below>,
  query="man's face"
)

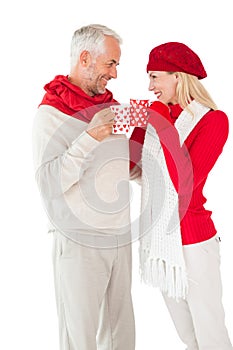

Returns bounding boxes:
[84,36,121,96]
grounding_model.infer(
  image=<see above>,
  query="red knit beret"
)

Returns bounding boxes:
[147,42,207,79]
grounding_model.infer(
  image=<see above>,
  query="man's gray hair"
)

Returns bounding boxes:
[70,24,122,69]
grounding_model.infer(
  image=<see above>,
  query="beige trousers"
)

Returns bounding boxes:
[163,235,233,350]
[52,231,135,350]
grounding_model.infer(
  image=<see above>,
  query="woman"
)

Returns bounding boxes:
[130,42,232,349]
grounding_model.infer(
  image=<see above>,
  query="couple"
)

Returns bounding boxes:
[32,24,232,350]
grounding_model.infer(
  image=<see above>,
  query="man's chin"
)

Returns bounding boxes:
[97,88,106,95]
[92,83,107,95]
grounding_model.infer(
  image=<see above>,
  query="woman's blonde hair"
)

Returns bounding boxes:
[174,72,218,112]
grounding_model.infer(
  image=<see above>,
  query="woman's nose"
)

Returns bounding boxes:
[148,80,155,91]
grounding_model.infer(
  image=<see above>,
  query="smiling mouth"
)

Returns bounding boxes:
[155,91,162,99]
[102,76,111,85]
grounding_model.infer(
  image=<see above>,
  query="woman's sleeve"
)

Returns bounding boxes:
[129,127,146,170]
[157,110,229,195]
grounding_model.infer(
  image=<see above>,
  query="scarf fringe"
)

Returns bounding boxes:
[140,254,188,301]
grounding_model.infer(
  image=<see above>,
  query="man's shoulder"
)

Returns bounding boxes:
[33,105,87,137]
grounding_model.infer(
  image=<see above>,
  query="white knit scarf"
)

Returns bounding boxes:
[139,100,210,300]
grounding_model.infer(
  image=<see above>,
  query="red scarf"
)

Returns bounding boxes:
[39,75,117,122]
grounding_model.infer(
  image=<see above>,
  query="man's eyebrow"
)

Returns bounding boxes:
[108,59,120,65]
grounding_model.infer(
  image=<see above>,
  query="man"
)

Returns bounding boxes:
[32,24,135,350]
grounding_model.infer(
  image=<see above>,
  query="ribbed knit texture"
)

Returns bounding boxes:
[140,101,211,299]
[130,102,229,246]
[167,103,229,244]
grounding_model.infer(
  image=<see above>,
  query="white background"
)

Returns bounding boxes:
[1,0,233,349]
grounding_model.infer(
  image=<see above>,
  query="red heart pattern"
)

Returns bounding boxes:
[130,99,149,127]
[110,105,131,134]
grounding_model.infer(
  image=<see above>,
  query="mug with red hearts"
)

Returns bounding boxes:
[129,99,149,127]
[110,104,131,134]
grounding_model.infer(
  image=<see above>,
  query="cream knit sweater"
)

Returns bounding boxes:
[32,105,131,243]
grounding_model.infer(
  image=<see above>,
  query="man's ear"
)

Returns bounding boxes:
[79,50,91,67]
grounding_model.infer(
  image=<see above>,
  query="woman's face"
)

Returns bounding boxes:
[148,71,179,105]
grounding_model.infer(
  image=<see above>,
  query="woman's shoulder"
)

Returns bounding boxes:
[192,108,229,148]
[204,109,228,123]
[199,109,229,132]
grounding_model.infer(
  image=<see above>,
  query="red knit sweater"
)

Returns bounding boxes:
[130,103,229,245]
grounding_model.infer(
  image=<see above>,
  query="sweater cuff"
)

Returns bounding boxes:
[71,131,99,155]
